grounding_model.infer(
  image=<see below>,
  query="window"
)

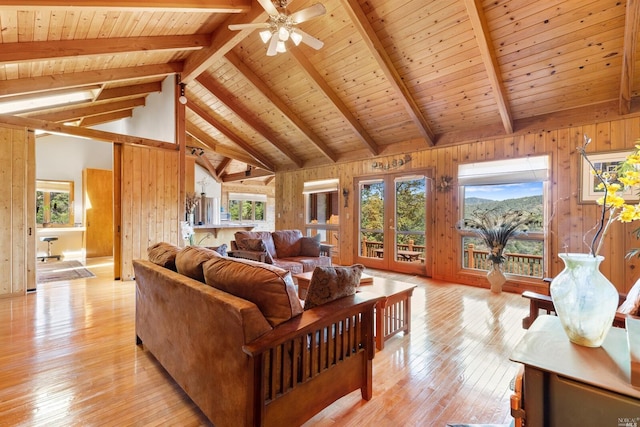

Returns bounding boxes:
[228,193,267,222]
[458,156,548,278]
[303,179,339,248]
[36,180,74,226]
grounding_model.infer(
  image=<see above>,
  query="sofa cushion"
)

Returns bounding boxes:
[235,231,277,258]
[147,242,181,271]
[272,230,303,258]
[203,256,303,327]
[300,234,321,257]
[304,264,365,310]
[272,258,304,274]
[175,246,222,283]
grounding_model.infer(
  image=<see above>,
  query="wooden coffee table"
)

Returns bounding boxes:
[293,272,416,350]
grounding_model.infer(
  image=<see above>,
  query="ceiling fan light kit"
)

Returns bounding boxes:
[229,0,326,56]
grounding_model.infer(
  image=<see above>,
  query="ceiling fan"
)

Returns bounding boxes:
[229,0,326,56]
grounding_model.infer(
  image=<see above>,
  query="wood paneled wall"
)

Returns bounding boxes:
[119,144,180,281]
[275,117,640,294]
[0,125,35,297]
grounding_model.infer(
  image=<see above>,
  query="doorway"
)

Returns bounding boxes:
[354,172,429,276]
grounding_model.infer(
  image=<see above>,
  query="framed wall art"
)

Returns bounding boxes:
[580,150,635,203]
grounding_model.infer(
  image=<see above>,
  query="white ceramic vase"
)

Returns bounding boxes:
[550,253,619,347]
[487,262,506,293]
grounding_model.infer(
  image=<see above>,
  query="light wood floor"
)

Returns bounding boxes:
[0,259,529,426]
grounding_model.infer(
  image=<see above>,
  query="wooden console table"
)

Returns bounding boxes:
[293,272,416,350]
[510,315,640,426]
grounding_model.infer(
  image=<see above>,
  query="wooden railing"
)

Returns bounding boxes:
[360,240,543,277]
[464,243,543,278]
[361,239,425,262]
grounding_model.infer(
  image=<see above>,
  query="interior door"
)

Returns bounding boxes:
[83,168,114,258]
[355,172,428,275]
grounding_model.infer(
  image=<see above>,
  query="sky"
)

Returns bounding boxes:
[464,182,543,201]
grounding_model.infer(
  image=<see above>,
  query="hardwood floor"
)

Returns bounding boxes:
[0,260,529,426]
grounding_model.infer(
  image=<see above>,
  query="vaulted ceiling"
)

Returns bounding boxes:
[0,0,638,183]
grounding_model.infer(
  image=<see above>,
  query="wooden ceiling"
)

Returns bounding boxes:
[0,0,638,183]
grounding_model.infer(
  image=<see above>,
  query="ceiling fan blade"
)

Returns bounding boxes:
[296,28,324,50]
[258,0,279,16]
[290,3,326,24]
[228,22,270,31]
[266,34,279,56]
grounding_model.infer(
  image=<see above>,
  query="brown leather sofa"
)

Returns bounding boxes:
[229,229,332,274]
[134,243,381,427]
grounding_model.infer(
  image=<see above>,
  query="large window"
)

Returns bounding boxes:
[458,156,548,278]
[228,193,267,222]
[36,180,74,226]
[303,179,339,249]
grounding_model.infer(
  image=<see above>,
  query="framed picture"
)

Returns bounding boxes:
[580,150,635,203]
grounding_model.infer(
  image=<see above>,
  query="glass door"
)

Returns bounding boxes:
[355,173,428,275]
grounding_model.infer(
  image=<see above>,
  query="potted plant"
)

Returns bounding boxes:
[461,207,540,292]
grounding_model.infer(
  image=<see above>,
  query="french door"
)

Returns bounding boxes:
[354,172,429,275]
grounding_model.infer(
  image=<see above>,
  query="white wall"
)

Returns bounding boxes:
[36,135,113,223]
[94,76,176,143]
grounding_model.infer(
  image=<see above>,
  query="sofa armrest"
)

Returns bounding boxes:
[320,243,333,257]
[228,249,266,263]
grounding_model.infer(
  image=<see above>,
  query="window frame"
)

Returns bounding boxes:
[227,193,267,223]
[457,156,549,280]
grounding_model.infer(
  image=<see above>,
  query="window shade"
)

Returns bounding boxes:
[458,155,549,186]
[302,179,339,194]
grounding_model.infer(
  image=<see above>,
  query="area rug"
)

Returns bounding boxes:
[37,260,96,284]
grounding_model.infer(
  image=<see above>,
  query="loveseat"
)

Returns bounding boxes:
[134,243,381,427]
[229,229,332,274]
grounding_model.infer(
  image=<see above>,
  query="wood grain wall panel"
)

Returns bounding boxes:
[119,144,181,281]
[276,116,640,294]
[0,125,30,297]
[26,130,35,291]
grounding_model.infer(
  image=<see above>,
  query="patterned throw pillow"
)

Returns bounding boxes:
[206,243,228,257]
[304,264,365,310]
[238,238,267,252]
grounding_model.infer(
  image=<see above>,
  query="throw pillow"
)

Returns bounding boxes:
[618,278,640,315]
[304,264,365,310]
[147,242,181,271]
[175,246,222,283]
[203,256,303,327]
[300,234,322,257]
[272,229,303,258]
[238,238,267,252]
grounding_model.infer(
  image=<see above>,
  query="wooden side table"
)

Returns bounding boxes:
[292,272,416,350]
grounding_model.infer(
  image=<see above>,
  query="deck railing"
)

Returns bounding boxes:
[361,240,543,277]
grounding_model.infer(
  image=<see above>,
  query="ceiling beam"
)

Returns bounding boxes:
[463,0,514,134]
[340,0,435,146]
[619,0,640,115]
[222,168,274,183]
[79,110,133,127]
[181,3,267,83]
[0,113,176,149]
[196,73,304,168]
[0,1,251,12]
[0,35,209,65]
[186,99,275,171]
[0,62,182,98]
[195,155,222,183]
[185,121,271,170]
[224,51,338,162]
[95,82,162,101]
[290,46,380,157]
[215,157,233,177]
[28,98,146,123]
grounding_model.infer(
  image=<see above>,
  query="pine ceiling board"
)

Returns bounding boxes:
[0,10,18,43]
[60,10,81,40]
[491,0,625,57]
[483,0,567,31]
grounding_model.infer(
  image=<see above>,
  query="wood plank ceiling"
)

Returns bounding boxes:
[0,0,637,183]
